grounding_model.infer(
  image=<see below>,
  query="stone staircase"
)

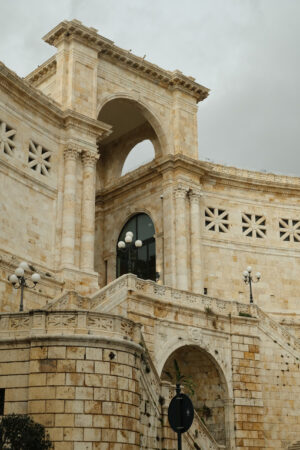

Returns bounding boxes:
[288,443,300,450]
[183,411,226,450]
[46,274,300,361]
[161,382,224,450]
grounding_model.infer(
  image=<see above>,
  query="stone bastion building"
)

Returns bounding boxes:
[1,19,300,450]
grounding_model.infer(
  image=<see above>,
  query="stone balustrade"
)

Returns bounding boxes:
[0,309,142,344]
[185,411,226,450]
[45,273,300,358]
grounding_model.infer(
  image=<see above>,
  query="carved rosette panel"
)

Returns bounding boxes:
[135,280,145,291]
[279,218,300,242]
[87,316,113,331]
[173,291,182,300]
[186,294,198,305]
[28,140,52,176]
[237,303,252,315]
[47,314,77,328]
[153,285,166,296]
[120,321,134,337]
[242,213,266,238]
[0,120,16,157]
[205,207,229,233]
[9,316,30,330]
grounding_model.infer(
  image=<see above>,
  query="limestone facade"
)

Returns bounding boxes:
[1,19,300,449]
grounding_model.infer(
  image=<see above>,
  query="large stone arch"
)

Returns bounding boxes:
[97,92,169,155]
[156,336,235,448]
[96,93,169,184]
[156,336,232,392]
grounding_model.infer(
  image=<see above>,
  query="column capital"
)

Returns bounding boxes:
[82,151,100,167]
[189,188,203,203]
[64,145,81,161]
[174,184,189,199]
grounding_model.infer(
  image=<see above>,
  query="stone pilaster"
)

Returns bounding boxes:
[80,151,99,271]
[162,175,176,287]
[61,146,80,268]
[174,184,189,290]
[190,189,202,293]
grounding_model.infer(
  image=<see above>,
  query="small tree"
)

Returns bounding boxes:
[0,414,53,450]
[164,359,195,396]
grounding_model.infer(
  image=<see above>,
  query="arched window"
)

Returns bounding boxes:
[121,140,155,176]
[116,213,156,281]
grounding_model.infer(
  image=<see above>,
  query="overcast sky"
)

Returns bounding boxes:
[0,0,299,176]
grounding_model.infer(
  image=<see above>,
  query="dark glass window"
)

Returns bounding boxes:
[116,213,156,281]
[0,388,5,415]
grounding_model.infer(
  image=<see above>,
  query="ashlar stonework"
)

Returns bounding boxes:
[1,19,300,450]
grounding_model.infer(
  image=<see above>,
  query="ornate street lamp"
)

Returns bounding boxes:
[117,231,142,274]
[243,266,261,304]
[8,261,41,312]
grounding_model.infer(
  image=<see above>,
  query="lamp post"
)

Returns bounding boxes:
[243,266,261,304]
[117,231,142,274]
[8,261,41,312]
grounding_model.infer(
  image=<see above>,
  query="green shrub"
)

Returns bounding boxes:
[0,414,53,450]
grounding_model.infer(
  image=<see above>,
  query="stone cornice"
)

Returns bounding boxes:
[25,55,57,86]
[63,109,112,139]
[201,160,300,192]
[0,63,112,139]
[96,153,300,205]
[42,20,209,103]
[0,61,63,126]
[155,154,300,194]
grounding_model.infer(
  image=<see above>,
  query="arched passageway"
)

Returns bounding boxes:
[116,213,156,281]
[161,345,228,446]
[97,98,162,185]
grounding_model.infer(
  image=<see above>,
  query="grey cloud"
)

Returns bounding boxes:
[0,0,299,175]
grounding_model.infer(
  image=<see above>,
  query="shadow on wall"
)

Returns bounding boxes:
[161,345,228,446]
[121,139,155,175]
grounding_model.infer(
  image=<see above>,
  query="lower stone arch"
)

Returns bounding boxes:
[158,341,234,448]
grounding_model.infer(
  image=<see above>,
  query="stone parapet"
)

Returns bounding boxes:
[0,310,142,343]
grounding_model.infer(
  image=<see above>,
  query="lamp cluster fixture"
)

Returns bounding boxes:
[117,231,143,275]
[243,266,261,304]
[8,261,41,311]
[118,231,142,249]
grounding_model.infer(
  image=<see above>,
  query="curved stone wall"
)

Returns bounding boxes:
[0,311,144,449]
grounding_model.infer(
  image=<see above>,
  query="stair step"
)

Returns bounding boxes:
[288,443,300,450]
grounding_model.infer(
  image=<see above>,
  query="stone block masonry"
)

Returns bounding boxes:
[0,312,146,449]
[232,332,265,449]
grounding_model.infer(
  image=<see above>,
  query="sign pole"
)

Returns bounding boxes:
[177,432,182,450]
[168,383,194,450]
